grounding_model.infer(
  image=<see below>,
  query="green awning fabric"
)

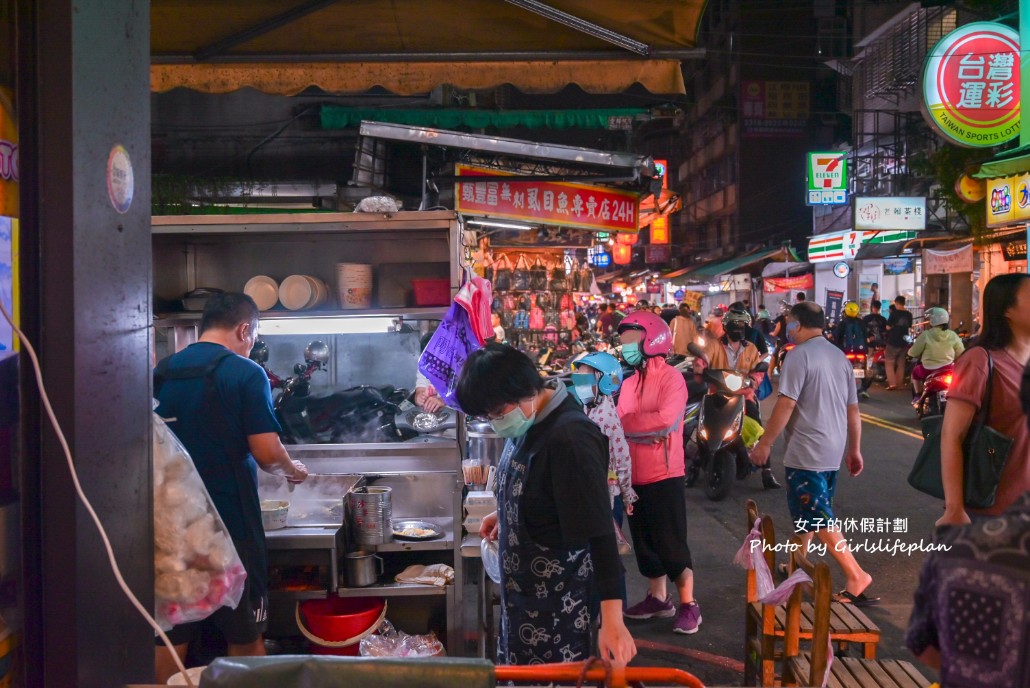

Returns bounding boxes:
[321,107,648,131]
[972,144,1030,179]
[685,246,801,280]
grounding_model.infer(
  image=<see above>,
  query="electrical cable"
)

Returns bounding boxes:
[0,300,196,687]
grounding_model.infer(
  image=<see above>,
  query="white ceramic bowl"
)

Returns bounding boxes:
[244,275,279,311]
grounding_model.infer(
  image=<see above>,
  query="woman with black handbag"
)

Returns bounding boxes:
[936,274,1030,527]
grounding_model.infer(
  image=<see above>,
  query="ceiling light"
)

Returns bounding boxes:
[466,219,536,231]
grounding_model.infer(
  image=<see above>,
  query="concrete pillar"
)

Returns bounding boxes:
[18,0,153,684]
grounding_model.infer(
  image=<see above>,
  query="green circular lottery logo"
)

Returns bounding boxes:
[922,22,1020,148]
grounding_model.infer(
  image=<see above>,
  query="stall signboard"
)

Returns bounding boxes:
[854,197,926,231]
[859,276,876,314]
[674,289,685,300]
[921,22,1020,148]
[650,216,670,244]
[825,289,844,326]
[883,257,915,275]
[647,281,662,295]
[986,172,1030,228]
[808,230,864,263]
[644,245,671,264]
[806,152,848,206]
[590,251,611,267]
[763,273,814,293]
[924,245,974,274]
[1002,237,1027,261]
[456,164,639,233]
[742,80,810,139]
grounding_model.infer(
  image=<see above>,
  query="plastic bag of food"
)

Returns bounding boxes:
[153,413,247,631]
[359,620,445,658]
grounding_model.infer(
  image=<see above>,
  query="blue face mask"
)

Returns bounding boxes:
[490,402,536,438]
[570,372,598,405]
[786,320,800,343]
[622,342,644,367]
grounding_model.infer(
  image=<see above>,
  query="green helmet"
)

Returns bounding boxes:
[723,308,752,328]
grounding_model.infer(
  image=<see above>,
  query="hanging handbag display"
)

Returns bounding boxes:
[906,352,1012,509]
[512,254,531,291]
[493,254,513,292]
[529,257,548,291]
[548,260,568,292]
[578,262,593,294]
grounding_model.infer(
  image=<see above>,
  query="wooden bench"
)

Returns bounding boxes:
[782,536,930,688]
[744,501,881,686]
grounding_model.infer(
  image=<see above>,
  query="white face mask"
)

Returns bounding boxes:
[570,372,598,405]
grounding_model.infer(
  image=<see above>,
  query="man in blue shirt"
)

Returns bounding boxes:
[154,293,308,682]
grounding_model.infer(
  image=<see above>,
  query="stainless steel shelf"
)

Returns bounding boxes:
[336,582,450,598]
[154,306,448,326]
[265,525,339,550]
[269,589,329,601]
[375,517,455,552]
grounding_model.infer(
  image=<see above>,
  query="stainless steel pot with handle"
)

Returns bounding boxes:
[466,418,505,468]
[343,550,384,587]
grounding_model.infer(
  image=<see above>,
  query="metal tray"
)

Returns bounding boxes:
[391,520,444,540]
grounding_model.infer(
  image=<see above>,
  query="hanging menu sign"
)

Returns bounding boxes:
[456,164,640,233]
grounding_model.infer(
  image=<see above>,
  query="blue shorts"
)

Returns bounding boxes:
[785,468,838,533]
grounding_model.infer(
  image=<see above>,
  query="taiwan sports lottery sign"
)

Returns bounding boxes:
[922,22,1020,148]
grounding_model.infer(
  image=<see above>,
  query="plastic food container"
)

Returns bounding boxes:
[412,279,451,306]
[261,500,289,530]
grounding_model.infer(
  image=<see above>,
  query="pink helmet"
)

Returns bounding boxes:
[617,310,672,357]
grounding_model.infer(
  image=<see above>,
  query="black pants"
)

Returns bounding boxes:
[627,477,693,580]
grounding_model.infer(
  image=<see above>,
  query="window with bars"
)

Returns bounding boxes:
[857,7,956,102]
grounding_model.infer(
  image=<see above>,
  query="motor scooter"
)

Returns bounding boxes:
[914,365,953,418]
[684,343,768,501]
[253,340,410,444]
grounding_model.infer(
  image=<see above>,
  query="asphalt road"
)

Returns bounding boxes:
[623,382,942,686]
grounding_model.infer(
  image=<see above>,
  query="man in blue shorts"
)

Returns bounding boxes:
[153,293,309,681]
[749,301,878,607]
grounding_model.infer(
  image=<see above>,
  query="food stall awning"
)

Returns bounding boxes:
[972,143,1030,179]
[852,232,953,260]
[662,246,800,281]
[150,0,706,95]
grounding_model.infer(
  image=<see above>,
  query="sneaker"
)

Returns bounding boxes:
[624,593,676,620]
[859,390,870,399]
[673,601,702,634]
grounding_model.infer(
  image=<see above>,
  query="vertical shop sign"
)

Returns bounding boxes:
[0,218,13,354]
[456,165,640,233]
[921,22,1020,147]
[650,216,670,244]
[806,152,848,205]
[644,245,671,264]
[825,289,844,326]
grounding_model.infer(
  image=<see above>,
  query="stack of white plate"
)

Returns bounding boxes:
[243,275,279,311]
[278,275,330,311]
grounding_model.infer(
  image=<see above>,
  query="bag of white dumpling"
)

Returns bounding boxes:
[153,413,247,632]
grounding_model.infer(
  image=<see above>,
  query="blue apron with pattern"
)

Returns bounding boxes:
[496,410,595,665]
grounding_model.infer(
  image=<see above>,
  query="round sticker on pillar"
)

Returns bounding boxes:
[833,262,851,279]
[921,22,1020,148]
[106,144,134,214]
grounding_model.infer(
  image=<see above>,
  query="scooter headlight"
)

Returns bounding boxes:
[724,373,744,392]
[697,337,706,347]
[723,427,737,441]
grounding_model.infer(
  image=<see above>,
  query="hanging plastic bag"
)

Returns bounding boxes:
[359,619,445,658]
[756,372,773,401]
[153,414,247,631]
[418,302,483,410]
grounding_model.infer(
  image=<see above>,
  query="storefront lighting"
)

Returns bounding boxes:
[466,219,536,231]
[258,316,400,336]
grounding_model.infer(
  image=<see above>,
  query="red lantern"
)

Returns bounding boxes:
[650,217,670,244]
[613,243,632,265]
[615,232,638,245]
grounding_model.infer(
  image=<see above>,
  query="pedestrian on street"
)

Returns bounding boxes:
[884,296,913,390]
[616,312,702,634]
[749,301,879,607]
[936,274,1030,527]
[456,344,636,666]
[152,293,309,682]
[670,303,700,357]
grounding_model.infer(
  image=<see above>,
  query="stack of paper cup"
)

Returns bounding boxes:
[336,263,373,309]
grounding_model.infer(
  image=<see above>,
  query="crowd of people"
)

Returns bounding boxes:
[151,273,1030,683]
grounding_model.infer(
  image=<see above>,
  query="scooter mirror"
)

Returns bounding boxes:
[305,340,330,365]
[249,340,269,364]
[687,342,706,359]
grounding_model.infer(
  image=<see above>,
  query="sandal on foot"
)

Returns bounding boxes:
[835,589,880,607]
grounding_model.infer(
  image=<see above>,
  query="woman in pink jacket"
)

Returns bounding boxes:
[616,312,699,635]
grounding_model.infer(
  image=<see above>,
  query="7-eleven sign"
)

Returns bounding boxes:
[807,152,847,191]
